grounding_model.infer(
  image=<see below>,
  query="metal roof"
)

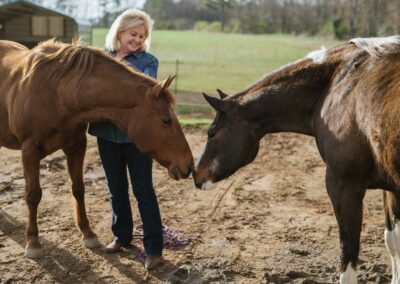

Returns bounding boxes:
[0,0,91,26]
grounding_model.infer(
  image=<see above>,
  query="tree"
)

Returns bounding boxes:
[348,0,360,37]
[204,0,236,31]
[143,0,173,28]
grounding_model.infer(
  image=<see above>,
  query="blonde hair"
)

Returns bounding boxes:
[105,9,153,52]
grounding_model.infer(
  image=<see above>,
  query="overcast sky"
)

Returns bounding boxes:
[40,0,145,20]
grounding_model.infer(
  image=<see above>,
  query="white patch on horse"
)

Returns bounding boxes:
[307,46,327,63]
[209,158,220,174]
[201,180,215,190]
[350,35,400,57]
[340,263,357,284]
[385,225,400,283]
[194,142,207,171]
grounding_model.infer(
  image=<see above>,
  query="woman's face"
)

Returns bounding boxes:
[118,24,146,53]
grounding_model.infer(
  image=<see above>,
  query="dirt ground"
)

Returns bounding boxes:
[0,126,393,283]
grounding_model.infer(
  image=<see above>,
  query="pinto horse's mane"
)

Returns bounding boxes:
[21,39,175,104]
[236,35,400,105]
[350,35,400,57]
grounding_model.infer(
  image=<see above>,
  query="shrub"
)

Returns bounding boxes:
[209,21,222,32]
[194,21,209,31]
[319,21,335,38]
[333,18,349,40]
[225,18,242,33]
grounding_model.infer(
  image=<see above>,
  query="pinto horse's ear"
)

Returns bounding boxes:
[149,75,176,98]
[216,89,229,100]
[203,93,228,112]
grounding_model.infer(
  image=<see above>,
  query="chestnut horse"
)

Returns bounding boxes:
[0,39,194,258]
[194,36,400,283]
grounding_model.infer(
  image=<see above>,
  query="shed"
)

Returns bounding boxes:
[0,0,92,48]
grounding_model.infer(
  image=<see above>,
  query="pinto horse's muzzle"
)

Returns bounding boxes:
[192,170,203,189]
[192,169,213,189]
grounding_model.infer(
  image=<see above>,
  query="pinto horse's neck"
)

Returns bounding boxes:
[235,50,342,137]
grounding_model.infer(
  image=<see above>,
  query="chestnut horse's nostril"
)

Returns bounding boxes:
[188,164,195,175]
[171,165,182,180]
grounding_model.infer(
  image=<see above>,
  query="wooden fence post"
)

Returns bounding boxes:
[175,59,179,94]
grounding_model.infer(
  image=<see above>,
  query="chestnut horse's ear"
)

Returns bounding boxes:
[203,93,228,112]
[164,74,176,89]
[149,75,176,98]
[216,89,229,100]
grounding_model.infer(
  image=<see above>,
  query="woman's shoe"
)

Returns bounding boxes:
[105,240,122,253]
[144,255,162,269]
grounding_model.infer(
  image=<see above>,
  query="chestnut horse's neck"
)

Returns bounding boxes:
[66,55,154,130]
[77,53,152,107]
[24,41,159,128]
[233,45,349,137]
[82,57,149,109]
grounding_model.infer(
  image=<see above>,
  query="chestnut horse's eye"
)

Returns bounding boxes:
[162,118,172,125]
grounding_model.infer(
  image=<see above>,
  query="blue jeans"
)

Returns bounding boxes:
[97,138,163,256]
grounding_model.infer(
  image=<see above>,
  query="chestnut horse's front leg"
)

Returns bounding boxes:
[63,136,100,249]
[325,168,366,284]
[21,143,43,258]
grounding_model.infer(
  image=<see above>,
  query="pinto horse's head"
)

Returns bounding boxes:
[129,76,194,180]
[193,90,260,189]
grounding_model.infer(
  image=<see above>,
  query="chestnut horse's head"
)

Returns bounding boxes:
[19,41,194,180]
[129,76,194,180]
[193,90,260,189]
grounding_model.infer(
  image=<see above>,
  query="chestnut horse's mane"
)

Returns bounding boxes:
[21,39,175,104]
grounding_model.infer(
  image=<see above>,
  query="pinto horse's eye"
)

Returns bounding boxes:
[162,118,172,125]
[208,126,217,138]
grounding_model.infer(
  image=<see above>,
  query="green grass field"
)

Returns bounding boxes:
[92,30,341,124]
[92,29,341,95]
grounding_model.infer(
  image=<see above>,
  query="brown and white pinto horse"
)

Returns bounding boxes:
[194,36,400,283]
[0,39,194,258]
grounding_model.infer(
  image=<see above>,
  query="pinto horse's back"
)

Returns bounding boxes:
[368,92,400,187]
[357,54,400,188]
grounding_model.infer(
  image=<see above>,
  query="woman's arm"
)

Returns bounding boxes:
[143,58,159,79]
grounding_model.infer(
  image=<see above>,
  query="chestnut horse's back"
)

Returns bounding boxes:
[0,40,28,66]
[0,40,29,149]
[0,39,27,52]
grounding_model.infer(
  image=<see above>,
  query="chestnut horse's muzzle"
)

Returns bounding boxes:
[170,164,194,180]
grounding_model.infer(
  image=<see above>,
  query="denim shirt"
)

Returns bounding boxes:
[88,50,159,143]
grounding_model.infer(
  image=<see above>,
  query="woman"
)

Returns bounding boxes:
[88,8,162,270]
